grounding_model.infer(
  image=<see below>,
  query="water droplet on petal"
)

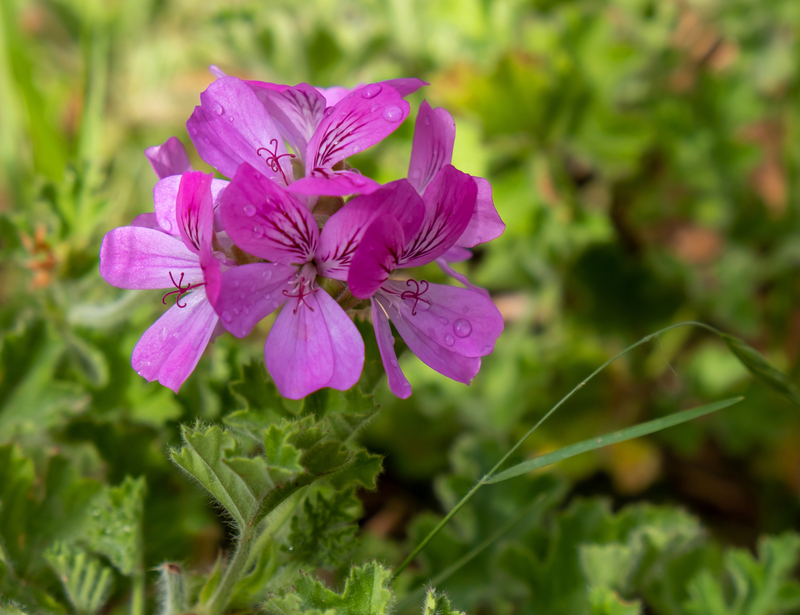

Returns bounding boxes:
[382,106,403,122]
[370,103,380,113]
[239,292,246,299]
[202,137,210,145]
[253,171,262,179]
[324,107,335,117]
[222,311,233,323]
[161,219,173,232]
[243,203,256,216]
[243,307,250,315]
[262,269,272,280]
[440,317,449,325]
[190,127,198,136]
[390,336,396,345]
[233,280,240,287]
[417,301,430,312]
[228,115,235,122]
[265,293,270,299]
[454,318,472,338]
[253,224,264,238]
[233,308,240,315]
[390,359,398,367]
[409,168,421,179]
[362,83,382,99]
[214,102,224,116]
[444,334,455,346]
[350,175,367,187]
[424,115,431,126]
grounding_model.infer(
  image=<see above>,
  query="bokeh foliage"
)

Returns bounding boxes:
[2,0,800,613]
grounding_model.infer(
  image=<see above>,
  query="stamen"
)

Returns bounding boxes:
[400,279,430,316]
[162,271,205,308]
[257,139,295,185]
[282,277,316,314]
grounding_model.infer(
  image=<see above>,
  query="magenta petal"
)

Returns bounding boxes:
[347,216,404,299]
[220,163,319,264]
[154,175,228,237]
[400,165,477,268]
[131,213,161,230]
[435,249,490,298]
[316,86,350,107]
[408,101,455,194]
[371,300,412,398]
[384,280,503,357]
[317,180,424,280]
[132,289,218,393]
[100,227,202,289]
[381,78,428,98]
[176,172,215,254]
[305,84,410,173]
[246,81,326,159]
[213,263,294,338]
[145,137,193,179]
[315,290,364,392]
[187,77,292,182]
[375,290,481,385]
[287,171,379,197]
[456,177,505,247]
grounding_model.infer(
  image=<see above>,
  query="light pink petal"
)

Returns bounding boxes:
[440,246,472,263]
[145,137,193,180]
[435,249,490,298]
[213,263,294,338]
[176,172,215,254]
[287,170,380,197]
[317,86,350,107]
[154,175,228,237]
[132,288,218,393]
[186,77,292,183]
[383,280,502,357]
[381,78,428,98]
[348,216,404,299]
[400,165,477,268]
[220,163,319,265]
[131,213,161,230]
[375,290,481,385]
[246,81,326,160]
[315,290,365,392]
[371,300,412,399]
[317,179,424,280]
[209,65,228,79]
[100,227,202,289]
[456,177,505,247]
[408,101,455,193]
[305,84,409,174]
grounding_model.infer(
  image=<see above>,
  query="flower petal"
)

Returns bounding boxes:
[100,226,202,289]
[375,290,481,385]
[287,170,380,197]
[305,84,409,175]
[456,177,505,247]
[317,86,350,107]
[186,76,292,182]
[347,215,404,299]
[435,248,490,298]
[154,175,228,237]
[132,288,218,393]
[246,81,327,160]
[383,280,503,357]
[400,165,477,268]
[371,300,412,398]
[381,77,428,98]
[408,101,455,194]
[145,136,193,179]
[264,289,363,399]
[131,213,160,230]
[220,163,319,265]
[213,262,294,338]
[317,179,424,280]
[176,172,215,254]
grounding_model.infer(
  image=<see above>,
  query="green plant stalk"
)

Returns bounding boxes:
[392,321,720,580]
[199,525,255,615]
[130,569,145,615]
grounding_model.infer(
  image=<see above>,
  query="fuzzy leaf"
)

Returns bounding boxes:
[44,542,113,615]
[288,488,361,567]
[328,450,383,491]
[155,563,188,615]
[422,589,465,615]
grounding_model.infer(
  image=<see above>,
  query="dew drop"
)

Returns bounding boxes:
[239,292,246,299]
[233,308,240,315]
[265,293,270,300]
[243,203,256,216]
[262,269,272,280]
[390,359,398,367]
[324,107,335,117]
[424,115,431,125]
[351,175,367,187]
[253,171,262,179]
[161,219,173,233]
[222,311,232,322]
[409,168,421,179]
[202,136,210,145]
[370,103,380,113]
[391,336,396,345]
[440,316,449,325]
[228,115,235,122]
[233,280,240,287]
[362,83,382,99]
[444,334,455,346]
[454,318,472,338]
[417,301,430,312]
[253,224,264,238]
[382,105,403,122]
[243,307,250,315]
[214,102,224,116]
[190,126,198,136]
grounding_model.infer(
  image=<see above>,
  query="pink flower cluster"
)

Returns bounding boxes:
[100,71,505,399]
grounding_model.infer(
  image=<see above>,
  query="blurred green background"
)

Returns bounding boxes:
[2,0,800,612]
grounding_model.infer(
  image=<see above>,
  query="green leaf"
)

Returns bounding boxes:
[264,562,393,615]
[580,542,641,592]
[328,450,383,491]
[0,444,34,570]
[486,398,742,484]
[685,533,800,615]
[81,476,145,576]
[422,589,465,615]
[44,541,113,615]
[228,359,292,419]
[287,488,361,567]
[720,334,800,407]
[588,586,642,615]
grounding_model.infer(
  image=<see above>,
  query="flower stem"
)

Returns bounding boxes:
[391,321,720,579]
[200,525,255,615]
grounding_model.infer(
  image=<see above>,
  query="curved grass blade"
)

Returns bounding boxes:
[720,334,800,407]
[485,397,742,484]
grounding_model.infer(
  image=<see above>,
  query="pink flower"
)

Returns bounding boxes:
[99,172,223,392]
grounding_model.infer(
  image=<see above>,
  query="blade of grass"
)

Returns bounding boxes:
[485,397,742,484]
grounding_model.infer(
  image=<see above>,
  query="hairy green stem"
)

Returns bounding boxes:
[200,525,255,615]
[392,321,720,579]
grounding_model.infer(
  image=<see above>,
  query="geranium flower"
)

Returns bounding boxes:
[340,166,505,398]
[213,162,365,399]
[99,172,222,392]
[186,76,417,198]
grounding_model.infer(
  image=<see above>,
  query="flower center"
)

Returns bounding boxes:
[162,271,205,308]
[282,264,318,314]
[256,138,295,185]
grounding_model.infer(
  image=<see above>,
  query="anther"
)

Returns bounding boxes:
[162,271,205,308]
[400,279,430,316]
[257,139,295,185]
